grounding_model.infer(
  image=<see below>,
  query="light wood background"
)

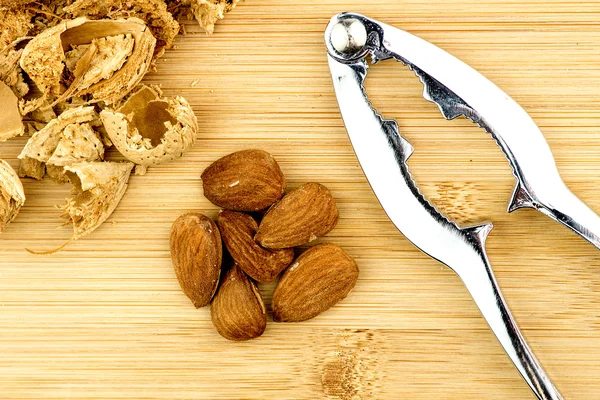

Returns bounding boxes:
[2,1,600,398]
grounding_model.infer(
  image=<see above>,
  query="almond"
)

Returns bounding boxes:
[201,149,285,211]
[217,210,294,283]
[256,183,339,249]
[211,264,267,341]
[272,243,358,322]
[170,213,222,308]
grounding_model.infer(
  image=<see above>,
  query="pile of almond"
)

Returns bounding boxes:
[170,149,359,341]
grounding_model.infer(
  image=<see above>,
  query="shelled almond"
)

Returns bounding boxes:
[201,149,286,212]
[217,210,294,283]
[170,213,222,308]
[272,243,359,322]
[170,149,359,341]
[256,182,339,249]
[211,263,267,341]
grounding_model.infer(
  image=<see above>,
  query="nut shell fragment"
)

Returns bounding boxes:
[100,85,198,166]
[19,19,65,95]
[18,157,45,180]
[64,0,180,59]
[47,123,104,167]
[0,48,29,99]
[18,106,98,165]
[27,161,135,254]
[71,34,135,92]
[61,161,134,242]
[188,0,240,34]
[0,159,25,233]
[0,7,32,49]
[46,164,69,184]
[0,81,24,141]
[20,17,156,107]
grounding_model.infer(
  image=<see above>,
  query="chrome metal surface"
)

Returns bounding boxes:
[326,13,565,400]
[327,12,600,250]
[329,18,367,56]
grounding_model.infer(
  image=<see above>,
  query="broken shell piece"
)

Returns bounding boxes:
[100,85,198,166]
[62,161,134,237]
[19,97,52,117]
[60,18,155,105]
[19,19,65,95]
[29,105,57,124]
[47,123,104,167]
[0,7,32,50]
[19,106,98,164]
[64,0,180,60]
[18,157,45,180]
[46,164,69,184]
[93,124,113,148]
[54,33,135,107]
[70,33,136,88]
[0,48,28,99]
[20,17,156,108]
[0,159,25,233]
[30,161,134,254]
[189,0,239,34]
[0,81,24,141]
[134,165,148,176]
[65,44,91,74]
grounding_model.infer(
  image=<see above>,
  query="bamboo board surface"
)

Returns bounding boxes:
[2,1,600,398]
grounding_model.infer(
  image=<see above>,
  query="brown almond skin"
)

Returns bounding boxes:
[201,149,286,211]
[255,183,339,249]
[170,213,222,308]
[211,264,267,341]
[272,243,358,322]
[217,210,294,283]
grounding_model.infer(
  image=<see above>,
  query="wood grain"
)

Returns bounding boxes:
[2,1,600,398]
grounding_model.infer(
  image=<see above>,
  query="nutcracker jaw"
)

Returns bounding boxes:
[326,12,600,251]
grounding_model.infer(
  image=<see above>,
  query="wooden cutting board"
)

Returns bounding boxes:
[2,1,600,398]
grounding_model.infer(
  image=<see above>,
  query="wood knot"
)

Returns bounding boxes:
[321,329,382,399]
